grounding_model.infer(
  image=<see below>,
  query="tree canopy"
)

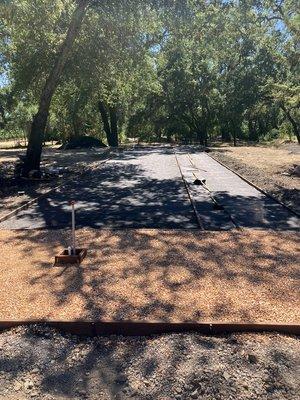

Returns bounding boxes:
[0,0,299,169]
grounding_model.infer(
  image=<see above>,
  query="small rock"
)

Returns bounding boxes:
[13,381,22,391]
[31,368,39,374]
[76,388,86,396]
[191,389,199,398]
[115,374,127,384]
[223,371,230,380]
[24,379,34,389]
[248,353,258,364]
[292,165,300,177]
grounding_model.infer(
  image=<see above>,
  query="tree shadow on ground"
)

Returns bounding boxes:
[0,145,299,399]
[0,325,299,400]
[0,147,109,218]
[1,146,298,230]
[0,228,298,324]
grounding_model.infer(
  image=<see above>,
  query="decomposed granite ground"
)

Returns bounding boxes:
[0,229,299,324]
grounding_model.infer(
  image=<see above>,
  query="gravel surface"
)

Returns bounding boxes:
[0,325,299,399]
[1,229,299,323]
[1,146,298,230]
[0,147,109,220]
[0,147,198,229]
[210,145,300,214]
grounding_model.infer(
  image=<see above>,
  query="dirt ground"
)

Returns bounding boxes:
[1,143,299,220]
[0,325,299,400]
[1,143,299,400]
[0,229,299,323]
[210,143,300,214]
[0,147,109,219]
[0,140,52,150]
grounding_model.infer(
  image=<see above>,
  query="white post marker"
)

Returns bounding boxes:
[69,200,76,255]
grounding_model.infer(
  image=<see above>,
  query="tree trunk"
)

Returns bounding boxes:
[204,129,208,147]
[98,101,112,144]
[109,107,118,147]
[0,102,6,128]
[196,129,207,146]
[281,104,300,144]
[221,126,231,142]
[71,102,81,138]
[98,101,119,147]
[248,119,258,142]
[233,127,237,147]
[22,0,89,176]
[196,131,203,145]
[231,120,240,147]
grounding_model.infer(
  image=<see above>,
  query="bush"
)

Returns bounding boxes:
[62,136,107,149]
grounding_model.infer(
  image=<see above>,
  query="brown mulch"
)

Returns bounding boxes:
[1,229,299,323]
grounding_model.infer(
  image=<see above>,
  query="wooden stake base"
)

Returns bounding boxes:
[54,248,87,265]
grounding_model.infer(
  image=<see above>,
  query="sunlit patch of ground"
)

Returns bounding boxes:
[210,143,300,213]
[1,229,299,324]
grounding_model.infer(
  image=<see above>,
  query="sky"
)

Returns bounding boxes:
[0,72,9,88]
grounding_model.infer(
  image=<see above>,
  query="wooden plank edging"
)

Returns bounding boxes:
[0,148,112,224]
[208,152,300,219]
[0,321,299,336]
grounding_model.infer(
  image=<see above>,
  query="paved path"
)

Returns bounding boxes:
[0,146,298,230]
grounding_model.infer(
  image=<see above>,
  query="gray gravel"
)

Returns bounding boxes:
[0,147,198,230]
[210,150,300,215]
[0,325,299,399]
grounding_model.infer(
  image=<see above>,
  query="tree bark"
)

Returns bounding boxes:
[221,125,231,142]
[0,102,6,128]
[23,0,89,175]
[109,106,118,147]
[98,101,112,143]
[98,101,118,147]
[248,119,258,142]
[232,124,237,147]
[281,104,300,144]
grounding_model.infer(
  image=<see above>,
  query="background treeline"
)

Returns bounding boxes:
[0,0,299,147]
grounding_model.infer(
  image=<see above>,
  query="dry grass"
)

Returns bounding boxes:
[0,229,299,323]
[0,140,58,150]
[210,144,300,213]
[217,145,299,174]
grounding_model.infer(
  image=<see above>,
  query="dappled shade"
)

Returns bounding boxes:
[0,147,298,230]
[0,229,299,324]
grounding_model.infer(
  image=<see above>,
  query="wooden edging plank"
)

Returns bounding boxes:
[0,148,112,224]
[0,321,299,336]
[208,152,300,219]
[174,152,205,230]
